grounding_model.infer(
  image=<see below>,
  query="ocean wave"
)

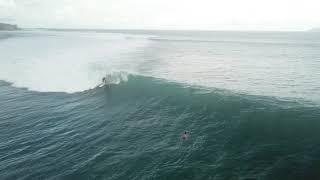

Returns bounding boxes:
[1,75,320,179]
[1,30,320,179]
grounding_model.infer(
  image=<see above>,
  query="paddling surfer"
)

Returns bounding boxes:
[182,131,189,140]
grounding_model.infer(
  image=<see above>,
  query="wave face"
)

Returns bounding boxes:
[1,75,320,180]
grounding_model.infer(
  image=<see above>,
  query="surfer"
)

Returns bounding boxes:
[102,76,112,89]
[182,131,189,140]
[95,77,107,88]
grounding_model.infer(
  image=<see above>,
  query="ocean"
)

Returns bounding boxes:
[0,30,320,180]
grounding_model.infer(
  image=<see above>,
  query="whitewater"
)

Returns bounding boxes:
[1,30,320,102]
[1,30,320,180]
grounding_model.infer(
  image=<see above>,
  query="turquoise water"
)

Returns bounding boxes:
[1,30,320,180]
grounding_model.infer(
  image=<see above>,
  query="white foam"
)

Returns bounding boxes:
[0,31,148,93]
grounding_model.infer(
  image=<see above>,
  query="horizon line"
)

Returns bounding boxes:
[24,27,313,33]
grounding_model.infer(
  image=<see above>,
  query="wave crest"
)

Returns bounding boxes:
[100,71,129,86]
